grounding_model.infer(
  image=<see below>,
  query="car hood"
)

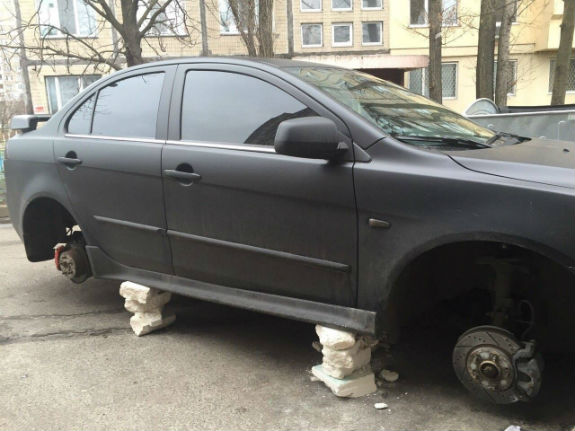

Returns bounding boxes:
[445,138,575,189]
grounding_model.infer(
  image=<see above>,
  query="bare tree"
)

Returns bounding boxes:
[428,0,443,103]
[551,0,575,105]
[476,0,497,99]
[226,0,274,57]
[494,0,515,106]
[1,0,200,72]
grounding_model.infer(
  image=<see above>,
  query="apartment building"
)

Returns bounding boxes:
[18,0,575,114]
[391,0,575,111]
[20,0,430,114]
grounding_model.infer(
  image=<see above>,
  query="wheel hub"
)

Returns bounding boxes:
[467,346,513,391]
[59,253,77,279]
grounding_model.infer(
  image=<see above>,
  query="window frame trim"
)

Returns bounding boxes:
[361,0,382,11]
[332,22,353,46]
[300,0,322,12]
[408,0,459,27]
[58,65,176,141]
[46,74,101,114]
[301,23,323,47]
[548,57,575,94]
[361,21,383,46]
[166,63,353,152]
[38,0,97,38]
[331,0,352,11]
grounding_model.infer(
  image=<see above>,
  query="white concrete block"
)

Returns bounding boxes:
[311,364,377,398]
[315,325,356,350]
[119,281,160,303]
[322,343,371,379]
[124,292,172,313]
[130,312,176,337]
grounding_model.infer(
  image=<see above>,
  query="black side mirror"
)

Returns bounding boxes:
[274,117,348,160]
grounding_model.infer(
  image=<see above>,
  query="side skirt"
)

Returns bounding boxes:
[86,246,377,335]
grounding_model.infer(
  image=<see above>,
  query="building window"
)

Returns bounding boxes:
[332,0,351,11]
[549,58,575,93]
[362,0,382,10]
[332,23,352,46]
[301,23,322,47]
[408,62,457,99]
[494,60,518,96]
[301,0,321,12]
[219,0,259,34]
[410,0,458,26]
[139,0,186,36]
[38,0,96,37]
[45,75,100,113]
[362,21,382,45]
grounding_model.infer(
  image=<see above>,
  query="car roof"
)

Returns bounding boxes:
[126,56,347,71]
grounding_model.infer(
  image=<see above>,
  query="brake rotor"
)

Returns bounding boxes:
[452,325,543,404]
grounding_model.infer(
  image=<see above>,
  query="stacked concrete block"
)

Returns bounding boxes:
[312,325,377,398]
[119,281,176,336]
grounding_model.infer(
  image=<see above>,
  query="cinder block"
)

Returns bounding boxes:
[311,364,377,398]
[119,281,160,303]
[130,313,176,337]
[315,324,356,350]
[124,292,172,313]
[322,343,371,379]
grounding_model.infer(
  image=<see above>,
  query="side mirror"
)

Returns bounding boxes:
[10,114,50,133]
[274,117,348,160]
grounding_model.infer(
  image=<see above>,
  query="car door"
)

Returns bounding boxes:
[162,64,358,306]
[53,66,175,274]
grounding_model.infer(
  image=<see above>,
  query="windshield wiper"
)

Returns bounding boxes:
[485,132,529,146]
[391,134,491,149]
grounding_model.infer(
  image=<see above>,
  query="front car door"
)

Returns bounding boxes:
[162,64,358,306]
[53,66,175,274]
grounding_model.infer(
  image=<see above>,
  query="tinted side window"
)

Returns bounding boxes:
[181,71,315,146]
[92,73,164,138]
[67,94,95,134]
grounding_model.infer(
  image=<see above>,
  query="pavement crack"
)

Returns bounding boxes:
[1,308,126,321]
[0,327,131,345]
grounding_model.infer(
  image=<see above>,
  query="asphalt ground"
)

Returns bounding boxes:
[1,224,573,430]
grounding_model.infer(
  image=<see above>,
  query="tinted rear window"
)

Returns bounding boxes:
[91,73,164,139]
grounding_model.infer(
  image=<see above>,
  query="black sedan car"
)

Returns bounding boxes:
[6,58,574,404]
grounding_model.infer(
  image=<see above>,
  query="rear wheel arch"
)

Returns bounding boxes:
[21,197,79,262]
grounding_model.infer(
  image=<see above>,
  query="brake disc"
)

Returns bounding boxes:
[452,325,543,404]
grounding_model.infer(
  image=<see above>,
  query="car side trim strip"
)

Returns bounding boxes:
[65,134,277,154]
[167,230,351,272]
[86,245,376,334]
[165,140,277,153]
[65,134,163,144]
[94,215,164,234]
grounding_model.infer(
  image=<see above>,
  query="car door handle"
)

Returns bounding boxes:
[58,157,82,168]
[163,169,202,183]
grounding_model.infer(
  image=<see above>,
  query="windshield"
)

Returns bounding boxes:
[286,66,495,148]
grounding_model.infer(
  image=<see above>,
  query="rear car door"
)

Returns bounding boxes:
[162,64,358,306]
[53,66,175,274]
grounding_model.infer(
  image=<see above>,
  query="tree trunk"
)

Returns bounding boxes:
[257,0,274,57]
[494,0,514,106]
[13,0,33,114]
[476,0,497,99]
[428,0,443,103]
[551,0,575,105]
[120,0,144,66]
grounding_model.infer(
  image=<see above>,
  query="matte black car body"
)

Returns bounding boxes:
[5,57,575,338]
